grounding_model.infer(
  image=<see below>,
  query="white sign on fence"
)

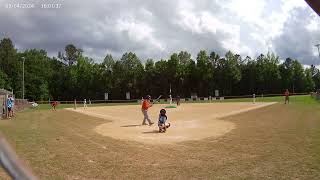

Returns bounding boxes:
[215,90,219,97]
[126,92,130,100]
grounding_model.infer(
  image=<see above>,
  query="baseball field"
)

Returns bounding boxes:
[0,95,320,179]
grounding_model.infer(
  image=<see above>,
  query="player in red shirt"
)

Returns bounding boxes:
[51,101,58,110]
[141,95,154,125]
[284,89,290,104]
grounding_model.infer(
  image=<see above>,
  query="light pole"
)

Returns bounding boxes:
[315,44,320,58]
[21,57,25,100]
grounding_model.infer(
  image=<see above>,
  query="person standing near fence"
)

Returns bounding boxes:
[141,95,154,126]
[10,96,14,117]
[284,89,290,104]
[51,101,58,111]
[176,95,181,106]
[7,95,13,118]
[83,99,87,108]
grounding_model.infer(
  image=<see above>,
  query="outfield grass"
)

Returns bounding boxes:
[32,102,139,110]
[33,95,310,111]
[1,95,320,179]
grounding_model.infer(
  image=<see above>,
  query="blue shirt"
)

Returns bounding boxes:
[158,115,167,124]
[7,99,12,108]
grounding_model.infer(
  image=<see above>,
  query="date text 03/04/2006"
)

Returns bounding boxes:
[6,3,35,9]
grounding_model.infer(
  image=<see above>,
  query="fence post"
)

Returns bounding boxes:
[74,99,77,110]
[5,95,8,119]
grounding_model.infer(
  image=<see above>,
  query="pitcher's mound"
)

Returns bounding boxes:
[67,102,276,144]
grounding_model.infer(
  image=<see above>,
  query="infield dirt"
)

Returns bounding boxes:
[67,102,276,144]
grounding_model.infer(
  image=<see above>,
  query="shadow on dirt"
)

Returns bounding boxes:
[120,124,142,127]
[142,130,160,134]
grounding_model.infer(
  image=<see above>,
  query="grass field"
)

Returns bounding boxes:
[32,95,310,110]
[1,95,320,179]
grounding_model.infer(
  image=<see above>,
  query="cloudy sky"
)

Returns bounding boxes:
[0,0,319,65]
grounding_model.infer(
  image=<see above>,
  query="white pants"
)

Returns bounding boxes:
[142,109,152,124]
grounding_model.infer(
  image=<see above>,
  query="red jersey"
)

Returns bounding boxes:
[142,100,151,110]
[284,91,289,97]
[51,101,58,106]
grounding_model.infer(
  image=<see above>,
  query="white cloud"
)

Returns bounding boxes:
[0,0,318,65]
[307,16,320,32]
[268,0,307,37]
[140,8,153,17]
[226,0,266,27]
[281,0,307,12]
[176,9,244,54]
[115,18,165,51]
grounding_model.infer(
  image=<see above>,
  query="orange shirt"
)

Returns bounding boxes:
[142,100,151,110]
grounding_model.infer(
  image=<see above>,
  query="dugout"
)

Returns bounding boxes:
[0,89,13,119]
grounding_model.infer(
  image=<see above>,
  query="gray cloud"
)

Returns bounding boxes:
[272,7,320,65]
[0,0,319,64]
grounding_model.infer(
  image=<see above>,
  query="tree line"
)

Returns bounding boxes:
[0,37,319,101]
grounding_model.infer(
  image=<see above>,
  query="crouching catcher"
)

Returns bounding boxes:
[158,109,170,133]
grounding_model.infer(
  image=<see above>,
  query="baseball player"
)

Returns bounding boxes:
[284,89,290,104]
[84,99,87,108]
[158,109,170,133]
[51,101,58,111]
[141,95,154,126]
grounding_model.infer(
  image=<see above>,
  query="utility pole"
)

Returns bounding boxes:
[22,57,25,100]
[169,83,172,105]
[316,44,320,58]
[311,44,320,77]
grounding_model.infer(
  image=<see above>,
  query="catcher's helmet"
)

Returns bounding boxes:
[160,109,166,114]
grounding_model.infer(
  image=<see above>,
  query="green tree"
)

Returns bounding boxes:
[177,51,192,96]
[216,51,241,95]
[291,60,306,93]
[120,52,144,98]
[256,53,280,94]
[154,60,169,96]
[304,68,315,92]
[100,54,115,98]
[20,49,51,100]
[0,69,9,89]
[196,50,211,96]
[0,38,20,94]
[0,38,17,76]
[58,44,83,66]
[239,56,257,94]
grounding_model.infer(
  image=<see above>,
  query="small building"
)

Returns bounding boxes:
[0,89,13,119]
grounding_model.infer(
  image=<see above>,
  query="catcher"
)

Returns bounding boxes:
[158,109,170,133]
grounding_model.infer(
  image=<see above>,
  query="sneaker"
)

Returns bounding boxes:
[149,122,154,126]
[166,123,171,128]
